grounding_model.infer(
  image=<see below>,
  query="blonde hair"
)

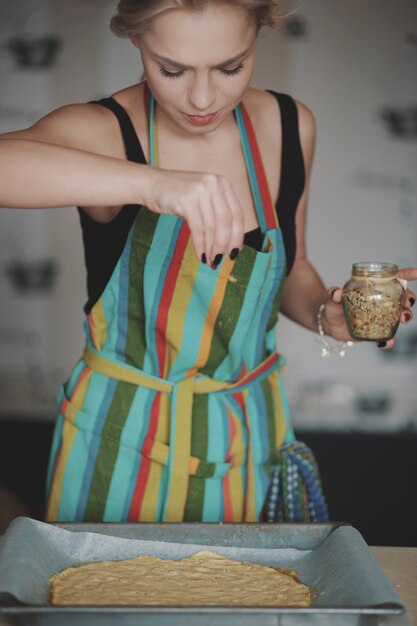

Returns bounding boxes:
[110,0,283,37]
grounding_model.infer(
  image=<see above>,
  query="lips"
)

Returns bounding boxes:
[183,111,220,126]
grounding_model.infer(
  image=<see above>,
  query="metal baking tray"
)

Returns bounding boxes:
[0,518,411,625]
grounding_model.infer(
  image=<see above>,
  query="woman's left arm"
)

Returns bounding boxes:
[279,100,417,348]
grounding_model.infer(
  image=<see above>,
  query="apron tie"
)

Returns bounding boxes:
[83,346,283,521]
[163,377,194,521]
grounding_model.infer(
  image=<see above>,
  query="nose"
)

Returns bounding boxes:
[188,72,216,111]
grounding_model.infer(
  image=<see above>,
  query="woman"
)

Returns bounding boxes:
[0,0,415,523]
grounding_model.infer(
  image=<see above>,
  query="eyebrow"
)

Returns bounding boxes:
[150,48,250,70]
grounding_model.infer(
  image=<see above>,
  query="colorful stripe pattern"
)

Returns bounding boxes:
[45,86,327,523]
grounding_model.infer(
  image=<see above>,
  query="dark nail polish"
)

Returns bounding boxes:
[210,263,218,270]
[201,253,207,264]
[230,248,239,260]
[404,312,411,322]
[377,341,387,348]
[410,297,415,307]
[213,253,223,267]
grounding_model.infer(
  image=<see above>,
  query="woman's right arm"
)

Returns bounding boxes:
[0,104,157,218]
[0,103,244,262]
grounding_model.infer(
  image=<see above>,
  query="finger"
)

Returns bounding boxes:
[210,195,232,268]
[204,193,228,267]
[186,206,206,262]
[404,290,416,309]
[398,268,417,281]
[377,338,393,350]
[328,286,343,303]
[400,308,413,324]
[201,197,216,266]
[199,205,210,265]
[223,182,244,257]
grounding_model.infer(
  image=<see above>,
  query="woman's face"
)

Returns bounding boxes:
[134,3,257,136]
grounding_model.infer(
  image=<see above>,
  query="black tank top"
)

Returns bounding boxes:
[78,91,305,315]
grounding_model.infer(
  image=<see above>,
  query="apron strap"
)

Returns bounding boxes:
[146,83,159,168]
[234,102,279,232]
[83,347,282,394]
[162,377,194,521]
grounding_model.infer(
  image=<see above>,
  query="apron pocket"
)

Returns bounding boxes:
[60,393,244,479]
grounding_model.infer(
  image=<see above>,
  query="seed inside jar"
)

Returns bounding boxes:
[342,288,402,341]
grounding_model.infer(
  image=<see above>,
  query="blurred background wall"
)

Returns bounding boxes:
[0,0,416,541]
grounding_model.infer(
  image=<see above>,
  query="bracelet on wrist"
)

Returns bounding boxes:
[316,303,354,358]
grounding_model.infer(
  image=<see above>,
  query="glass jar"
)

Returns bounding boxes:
[342,262,406,341]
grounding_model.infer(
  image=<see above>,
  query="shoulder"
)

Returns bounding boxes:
[243,87,316,161]
[0,97,128,159]
[242,87,282,155]
[110,82,148,142]
[244,87,315,138]
[292,99,316,167]
[111,82,144,111]
[293,98,316,147]
[243,87,281,131]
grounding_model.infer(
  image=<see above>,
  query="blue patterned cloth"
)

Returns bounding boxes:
[265,441,329,522]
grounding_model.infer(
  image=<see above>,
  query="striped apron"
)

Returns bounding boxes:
[45,87,328,523]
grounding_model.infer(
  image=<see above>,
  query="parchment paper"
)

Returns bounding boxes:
[0,517,406,611]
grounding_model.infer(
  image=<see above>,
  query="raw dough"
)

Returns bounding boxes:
[49,550,312,607]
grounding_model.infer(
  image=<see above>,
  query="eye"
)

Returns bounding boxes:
[219,64,244,77]
[159,67,184,79]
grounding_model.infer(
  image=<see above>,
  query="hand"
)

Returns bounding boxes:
[323,267,417,349]
[320,287,352,342]
[378,267,417,349]
[143,168,244,266]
